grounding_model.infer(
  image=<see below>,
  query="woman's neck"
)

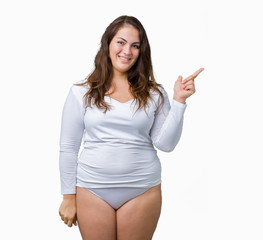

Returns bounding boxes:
[111,72,129,86]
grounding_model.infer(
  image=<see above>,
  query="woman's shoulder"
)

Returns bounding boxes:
[71,79,89,95]
[69,79,89,106]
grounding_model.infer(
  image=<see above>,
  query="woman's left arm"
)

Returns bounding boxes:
[149,88,187,152]
[150,68,204,152]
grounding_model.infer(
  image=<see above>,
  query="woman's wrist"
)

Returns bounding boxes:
[63,194,76,201]
[173,95,186,104]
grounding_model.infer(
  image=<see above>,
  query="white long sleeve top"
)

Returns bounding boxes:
[59,80,187,194]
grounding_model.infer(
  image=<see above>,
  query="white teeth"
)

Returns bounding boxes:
[119,56,130,61]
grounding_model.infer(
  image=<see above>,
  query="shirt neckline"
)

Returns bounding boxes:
[104,96,135,104]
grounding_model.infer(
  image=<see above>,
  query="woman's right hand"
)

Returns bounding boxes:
[59,194,77,227]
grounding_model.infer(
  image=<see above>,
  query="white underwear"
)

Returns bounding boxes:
[84,187,151,210]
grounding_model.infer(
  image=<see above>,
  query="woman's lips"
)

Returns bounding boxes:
[118,55,131,63]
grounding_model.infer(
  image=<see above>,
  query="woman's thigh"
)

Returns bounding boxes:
[76,186,117,240]
[116,184,162,240]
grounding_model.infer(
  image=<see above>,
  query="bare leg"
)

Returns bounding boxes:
[116,184,162,240]
[76,186,117,240]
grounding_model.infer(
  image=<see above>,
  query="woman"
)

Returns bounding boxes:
[58,15,204,240]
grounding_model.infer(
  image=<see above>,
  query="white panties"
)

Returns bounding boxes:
[84,187,151,210]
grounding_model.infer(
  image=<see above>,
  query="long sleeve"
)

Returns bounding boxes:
[150,87,187,152]
[59,86,85,194]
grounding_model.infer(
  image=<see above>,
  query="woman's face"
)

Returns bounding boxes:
[109,25,140,76]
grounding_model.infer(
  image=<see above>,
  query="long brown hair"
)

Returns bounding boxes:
[75,15,164,114]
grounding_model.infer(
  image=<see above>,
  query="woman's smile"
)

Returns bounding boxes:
[118,55,132,63]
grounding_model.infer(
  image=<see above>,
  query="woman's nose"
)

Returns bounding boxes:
[123,44,132,55]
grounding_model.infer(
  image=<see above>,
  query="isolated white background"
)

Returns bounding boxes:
[1,0,262,239]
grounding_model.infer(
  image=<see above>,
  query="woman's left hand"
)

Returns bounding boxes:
[173,68,204,104]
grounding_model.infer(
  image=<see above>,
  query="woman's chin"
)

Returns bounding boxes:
[114,66,132,74]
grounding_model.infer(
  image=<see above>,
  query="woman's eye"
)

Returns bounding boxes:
[132,45,140,49]
[117,41,124,45]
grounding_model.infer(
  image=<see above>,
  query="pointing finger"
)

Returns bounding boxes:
[191,67,204,78]
[182,68,204,83]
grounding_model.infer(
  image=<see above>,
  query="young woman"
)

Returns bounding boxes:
[58,15,204,240]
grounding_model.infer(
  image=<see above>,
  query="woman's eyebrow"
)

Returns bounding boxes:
[117,37,140,44]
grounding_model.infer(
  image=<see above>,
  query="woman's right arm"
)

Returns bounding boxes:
[58,85,85,226]
[59,86,85,194]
